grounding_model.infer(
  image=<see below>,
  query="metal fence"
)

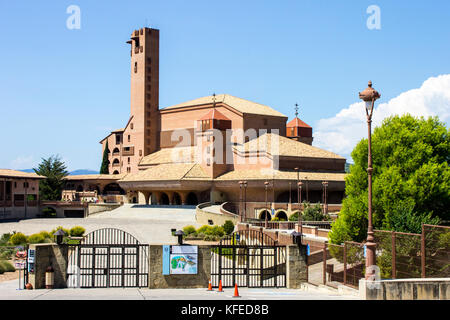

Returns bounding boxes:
[374,224,449,279]
[306,240,365,289]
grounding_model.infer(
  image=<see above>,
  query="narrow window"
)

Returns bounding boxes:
[134,62,138,73]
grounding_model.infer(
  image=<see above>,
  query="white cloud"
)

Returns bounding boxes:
[10,155,35,170]
[314,74,450,162]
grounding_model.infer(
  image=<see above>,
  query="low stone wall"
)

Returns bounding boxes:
[196,204,239,226]
[28,243,68,289]
[148,245,212,289]
[87,203,122,216]
[360,278,450,300]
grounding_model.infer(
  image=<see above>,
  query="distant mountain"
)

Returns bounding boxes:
[19,169,99,175]
[68,169,99,176]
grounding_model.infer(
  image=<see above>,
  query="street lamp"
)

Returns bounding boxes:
[322,181,328,215]
[359,80,380,279]
[243,181,248,222]
[239,181,243,222]
[264,181,269,228]
[298,181,303,237]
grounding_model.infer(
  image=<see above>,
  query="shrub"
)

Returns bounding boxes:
[50,226,69,236]
[8,233,27,245]
[271,217,280,222]
[0,248,15,260]
[222,221,234,235]
[0,260,15,272]
[0,233,12,245]
[69,226,86,237]
[38,231,53,240]
[196,225,211,235]
[289,212,299,221]
[210,226,225,237]
[27,233,45,244]
[183,225,196,235]
[204,235,219,242]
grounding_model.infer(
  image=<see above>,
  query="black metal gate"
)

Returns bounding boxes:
[67,228,148,288]
[211,230,286,288]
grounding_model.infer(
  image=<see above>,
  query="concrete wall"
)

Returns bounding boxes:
[148,245,212,289]
[360,278,450,300]
[87,203,122,215]
[195,204,239,226]
[28,243,68,289]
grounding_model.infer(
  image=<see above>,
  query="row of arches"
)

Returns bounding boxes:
[258,209,290,221]
[143,191,199,206]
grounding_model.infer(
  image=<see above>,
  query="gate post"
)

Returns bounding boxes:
[343,242,347,285]
[421,224,426,278]
[286,245,307,289]
[392,231,396,279]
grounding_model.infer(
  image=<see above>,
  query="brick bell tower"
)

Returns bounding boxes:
[127,27,161,159]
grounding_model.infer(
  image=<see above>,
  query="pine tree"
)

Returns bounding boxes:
[33,155,69,201]
[100,141,110,174]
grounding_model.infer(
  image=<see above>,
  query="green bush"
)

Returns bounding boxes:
[69,226,86,237]
[0,248,15,260]
[196,225,211,235]
[8,233,27,245]
[0,233,12,245]
[210,226,225,237]
[38,231,53,240]
[0,260,15,272]
[289,212,299,221]
[27,233,45,244]
[222,220,234,235]
[182,225,196,235]
[50,226,69,236]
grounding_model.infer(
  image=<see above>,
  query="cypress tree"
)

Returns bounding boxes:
[100,141,110,174]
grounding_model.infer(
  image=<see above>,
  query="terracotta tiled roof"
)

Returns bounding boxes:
[235,133,345,159]
[215,169,346,182]
[162,94,287,118]
[139,146,195,166]
[120,163,210,182]
[198,109,231,121]
[286,117,311,128]
[64,173,127,181]
[0,169,46,179]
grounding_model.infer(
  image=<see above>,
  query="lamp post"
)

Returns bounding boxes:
[359,80,380,279]
[239,181,243,222]
[298,181,303,237]
[264,181,269,228]
[243,181,248,222]
[322,181,328,215]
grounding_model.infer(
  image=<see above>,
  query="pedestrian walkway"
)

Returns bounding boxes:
[0,279,359,300]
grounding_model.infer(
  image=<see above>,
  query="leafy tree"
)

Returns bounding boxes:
[100,141,110,174]
[33,155,69,201]
[302,202,331,221]
[330,115,449,245]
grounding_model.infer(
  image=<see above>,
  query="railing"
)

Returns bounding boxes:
[14,200,24,207]
[122,146,135,156]
[246,220,332,230]
[27,200,38,207]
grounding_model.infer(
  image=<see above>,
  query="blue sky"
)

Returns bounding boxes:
[1,1,449,171]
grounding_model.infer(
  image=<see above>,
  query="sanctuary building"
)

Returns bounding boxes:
[62,27,347,220]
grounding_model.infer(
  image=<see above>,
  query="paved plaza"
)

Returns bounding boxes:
[0,204,200,244]
[0,279,359,300]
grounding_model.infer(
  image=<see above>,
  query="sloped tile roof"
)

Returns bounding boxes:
[120,163,209,182]
[0,169,46,179]
[235,133,345,159]
[162,94,287,118]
